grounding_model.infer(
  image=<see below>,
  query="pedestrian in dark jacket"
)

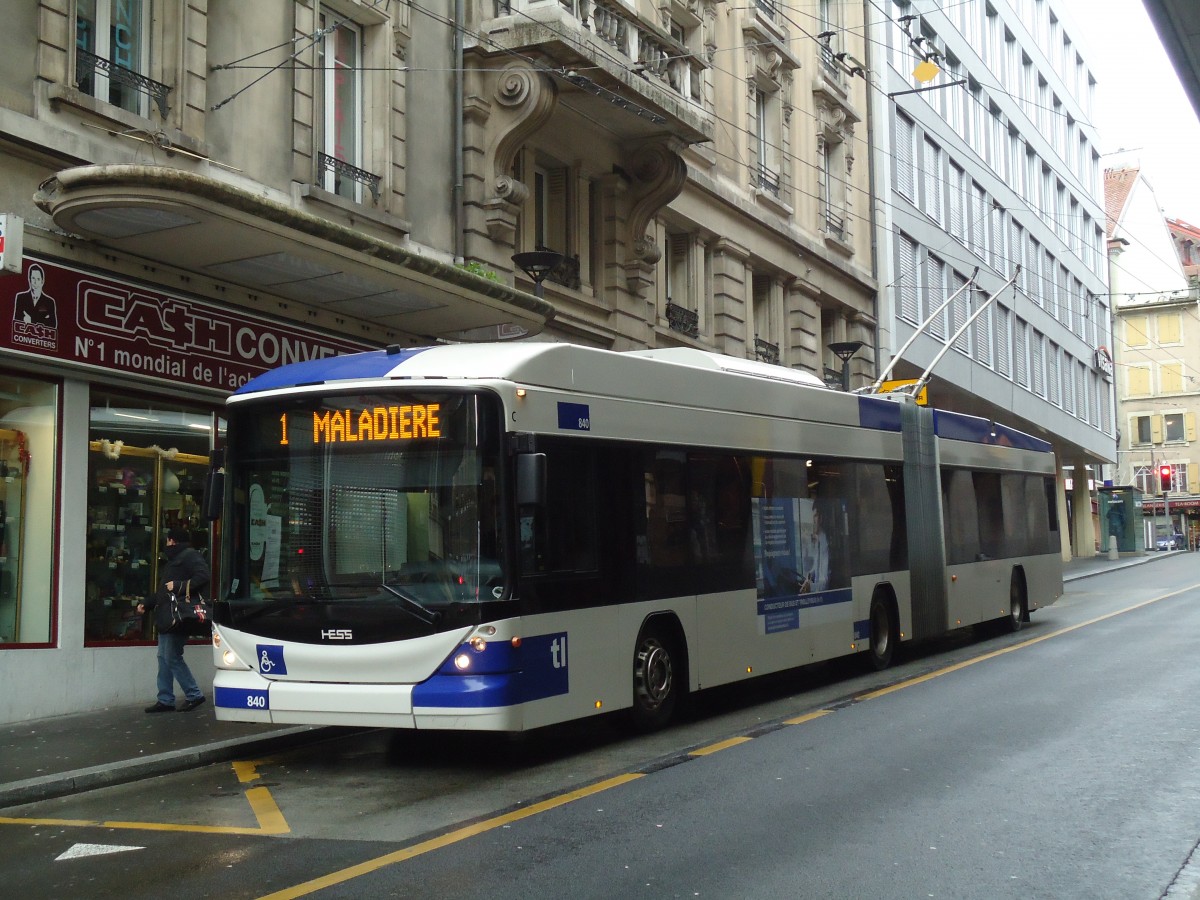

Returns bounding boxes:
[136,527,209,712]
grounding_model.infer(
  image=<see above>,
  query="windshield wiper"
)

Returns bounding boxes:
[380,582,442,626]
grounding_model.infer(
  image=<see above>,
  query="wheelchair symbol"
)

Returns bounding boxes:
[259,650,275,673]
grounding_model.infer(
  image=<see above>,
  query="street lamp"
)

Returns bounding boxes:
[827,340,865,392]
[511,250,564,299]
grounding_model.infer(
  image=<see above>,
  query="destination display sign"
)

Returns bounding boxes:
[279,403,444,446]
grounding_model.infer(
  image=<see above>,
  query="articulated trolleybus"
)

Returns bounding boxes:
[211,343,1062,732]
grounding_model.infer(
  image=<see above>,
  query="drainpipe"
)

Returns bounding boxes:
[454,0,465,263]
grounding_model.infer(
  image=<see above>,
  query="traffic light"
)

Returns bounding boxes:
[1160,463,1173,493]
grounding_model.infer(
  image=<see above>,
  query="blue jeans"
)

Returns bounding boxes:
[157,630,202,706]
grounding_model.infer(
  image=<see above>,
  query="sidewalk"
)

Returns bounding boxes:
[0,549,1185,809]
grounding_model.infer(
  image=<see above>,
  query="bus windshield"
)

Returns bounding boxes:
[222,390,504,638]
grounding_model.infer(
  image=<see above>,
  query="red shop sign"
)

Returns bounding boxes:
[2,256,375,391]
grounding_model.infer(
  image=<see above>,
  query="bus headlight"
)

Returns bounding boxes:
[454,652,472,671]
[222,649,239,668]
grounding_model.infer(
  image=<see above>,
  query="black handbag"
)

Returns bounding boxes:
[168,580,212,636]
[153,593,177,633]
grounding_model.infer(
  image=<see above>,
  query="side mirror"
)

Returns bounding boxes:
[203,448,225,522]
[516,452,546,506]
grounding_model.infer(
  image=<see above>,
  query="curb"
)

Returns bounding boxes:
[1063,550,1186,583]
[0,725,328,809]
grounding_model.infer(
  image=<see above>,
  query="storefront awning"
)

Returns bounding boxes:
[34,165,555,341]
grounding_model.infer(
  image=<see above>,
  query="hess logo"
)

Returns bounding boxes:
[320,629,353,640]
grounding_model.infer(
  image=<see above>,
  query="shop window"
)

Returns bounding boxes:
[0,374,58,646]
[85,391,218,644]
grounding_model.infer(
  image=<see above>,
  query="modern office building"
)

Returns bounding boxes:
[867,0,1115,559]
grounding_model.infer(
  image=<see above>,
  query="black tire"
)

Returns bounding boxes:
[629,623,678,732]
[868,595,897,671]
[1004,573,1027,633]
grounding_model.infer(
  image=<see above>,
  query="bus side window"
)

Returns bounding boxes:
[522,442,599,575]
[643,452,689,568]
[942,470,980,564]
[687,454,751,566]
[973,472,1003,560]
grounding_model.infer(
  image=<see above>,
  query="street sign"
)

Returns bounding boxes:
[879,378,928,405]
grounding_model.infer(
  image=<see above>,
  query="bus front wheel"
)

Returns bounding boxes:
[630,624,678,732]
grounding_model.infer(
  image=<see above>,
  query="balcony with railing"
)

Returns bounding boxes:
[318,152,382,203]
[753,336,780,365]
[665,299,700,337]
[485,0,713,144]
[823,207,845,240]
[758,163,781,197]
[75,47,172,118]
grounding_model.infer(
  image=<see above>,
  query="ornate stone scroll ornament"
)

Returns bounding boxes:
[623,140,687,296]
[481,64,558,244]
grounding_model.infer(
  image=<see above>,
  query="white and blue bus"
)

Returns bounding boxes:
[211,343,1062,731]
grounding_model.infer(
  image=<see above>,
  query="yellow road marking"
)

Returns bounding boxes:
[233,760,262,783]
[690,736,753,756]
[255,773,644,900]
[246,785,290,835]
[783,709,833,726]
[0,760,290,836]
[0,815,274,835]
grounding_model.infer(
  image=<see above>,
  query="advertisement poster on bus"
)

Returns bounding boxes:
[753,496,850,633]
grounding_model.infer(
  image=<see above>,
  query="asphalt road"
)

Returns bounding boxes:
[4,556,1200,899]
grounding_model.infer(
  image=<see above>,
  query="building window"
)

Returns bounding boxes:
[1157,310,1182,344]
[752,271,777,353]
[897,233,919,324]
[0,373,58,646]
[755,89,781,194]
[921,139,943,224]
[86,391,219,645]
[662,230,702,335]
[968,286,989,363]
[75,0,152,116]
[895,113,916,201]
[1132,414,1154,446]
[1134,465,1154,494]
[821,133,846,238]
[1127,365,1151,397]
[1123,314,1149,347]
[318,17,366,201]
[1164,412,1194,443]
[1161,362,1184,394]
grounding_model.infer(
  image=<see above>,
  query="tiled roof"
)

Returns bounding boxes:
[1167,217,1200,240]
[1104,166,1139,238]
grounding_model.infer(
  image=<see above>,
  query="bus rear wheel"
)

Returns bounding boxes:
[630,625,678,732]
[1005,573,1027,633]
[869,595,898,671]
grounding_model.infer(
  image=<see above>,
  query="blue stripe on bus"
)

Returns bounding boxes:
[857,395,902,431]
[415,632,570,708]
[933,409,1052,452]
[235,347,433,395]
